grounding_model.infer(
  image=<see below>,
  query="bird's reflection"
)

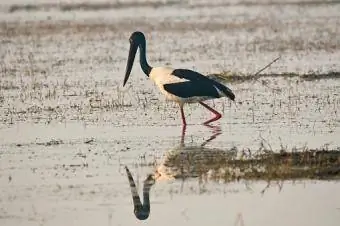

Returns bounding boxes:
[155,125,340,183]
[125,124,340,220]
[125,166,155,220]
[180,124,222,147]
[154,124,234,182]
[125,125,223,220]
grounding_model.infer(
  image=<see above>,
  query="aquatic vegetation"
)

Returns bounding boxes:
[210,71,340,83]
[159,146,340,182]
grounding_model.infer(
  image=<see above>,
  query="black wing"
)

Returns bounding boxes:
[163,81,221,98]
[164,69,235,100]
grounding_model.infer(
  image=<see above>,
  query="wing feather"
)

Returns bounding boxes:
[168,69,235,100]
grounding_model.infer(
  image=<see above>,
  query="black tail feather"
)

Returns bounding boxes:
[212,80,235,101]
[206,74,235,101]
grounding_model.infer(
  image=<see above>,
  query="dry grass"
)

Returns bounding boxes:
[0,76,135,124]
[1,1,339,127]
[157,144,340,182]
[210,71,340,83]
[1,57,339,126]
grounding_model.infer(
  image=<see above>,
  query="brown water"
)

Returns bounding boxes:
[1,0,340,225]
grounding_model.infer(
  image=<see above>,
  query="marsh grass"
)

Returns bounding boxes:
[1,56,338,127]
[158,144,340,182]
[226,70,339,134]
[0,51,136,124]
[210,71,340,83]
[1,6,339,127]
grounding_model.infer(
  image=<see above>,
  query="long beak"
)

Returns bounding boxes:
[123,41,138,87]
[125,166,143,209]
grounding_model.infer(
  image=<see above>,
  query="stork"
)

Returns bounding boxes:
[125,166,155,220]
[123,31,235,126]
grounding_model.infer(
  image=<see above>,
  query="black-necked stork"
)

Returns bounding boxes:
[123,31,235,125]
[125,166,155,220]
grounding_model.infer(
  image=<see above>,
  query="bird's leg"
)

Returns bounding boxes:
[180,105,187,126]
[199,101,222,125]
[201,125,222,147]
[180,124,187,147]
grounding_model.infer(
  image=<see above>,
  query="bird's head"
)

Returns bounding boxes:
[129,31,146,45]
[123,31,146,87]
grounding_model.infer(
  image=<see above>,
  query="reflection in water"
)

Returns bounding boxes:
[234,213,245,226]
[155,125,231,181]
[125,166,155,220]
[155,125,340,182]
[124,125,222,220]
[125,125,339,223]
[180,124,222,147]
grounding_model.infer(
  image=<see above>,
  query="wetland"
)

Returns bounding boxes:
[0,0,340,225]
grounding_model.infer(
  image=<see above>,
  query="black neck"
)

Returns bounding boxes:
[141,183,152,211]
[138,42,152,76]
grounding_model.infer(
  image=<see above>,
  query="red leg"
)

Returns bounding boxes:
[199,101,222,125]
[180,124,187,146]
[180,105,187,126]
[201,124,222,146]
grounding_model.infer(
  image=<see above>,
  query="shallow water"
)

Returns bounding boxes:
[1,122,340,226]
[1,0,340,225]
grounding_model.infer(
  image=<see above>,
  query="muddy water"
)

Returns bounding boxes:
[1,0,340,225]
